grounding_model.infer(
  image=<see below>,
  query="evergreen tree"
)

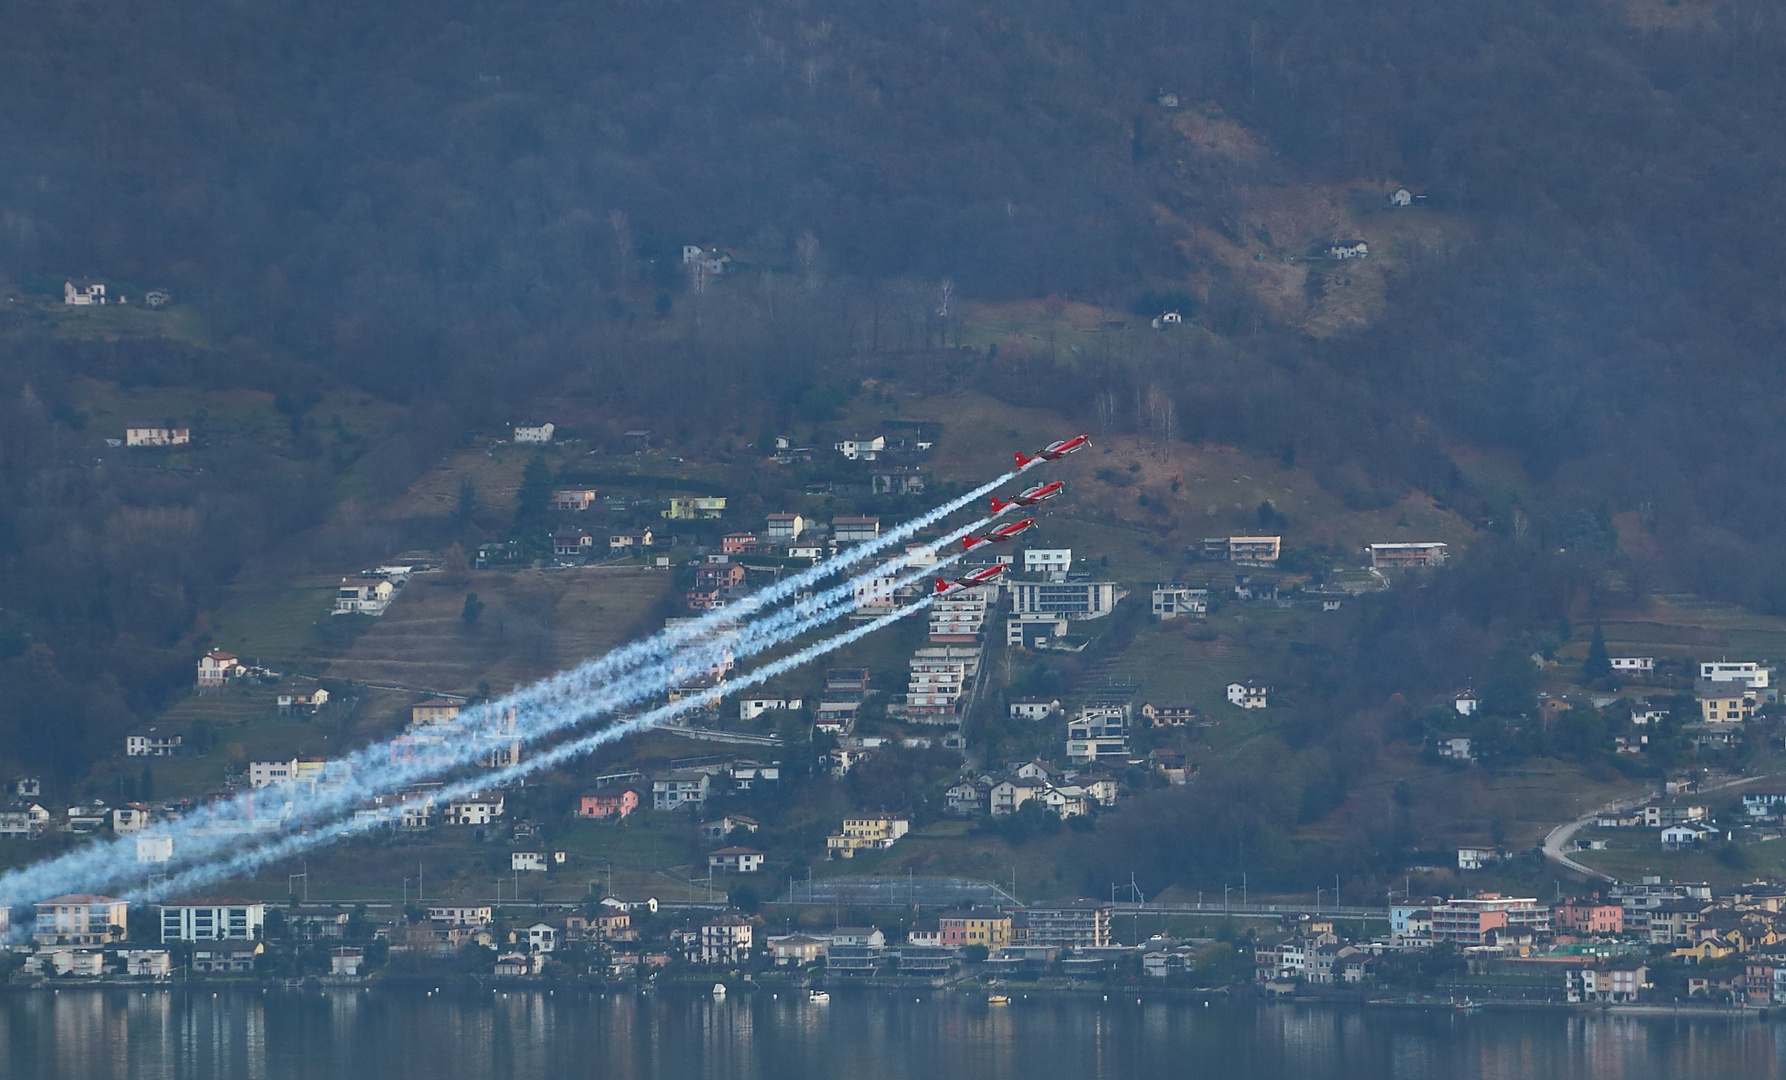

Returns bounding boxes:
[1582,625,1613,684]
[513,454,553,540]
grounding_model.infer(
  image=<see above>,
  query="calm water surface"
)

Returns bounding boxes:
[4,988,1785,1080]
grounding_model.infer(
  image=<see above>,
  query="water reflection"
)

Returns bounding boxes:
[4,990,1786,1080]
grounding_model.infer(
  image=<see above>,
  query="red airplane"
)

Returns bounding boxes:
[990,481,1063,513]
[934,564,1006,596]
[962,517,1036,552]
[1015,434,1091,469]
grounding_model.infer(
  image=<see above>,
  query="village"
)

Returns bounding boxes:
[8,401,1786,1012]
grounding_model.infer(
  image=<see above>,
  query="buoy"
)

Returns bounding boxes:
[1102,995,1108,1002]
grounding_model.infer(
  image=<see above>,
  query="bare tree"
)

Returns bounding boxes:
[608,210,635,281]
[796,229,822,292]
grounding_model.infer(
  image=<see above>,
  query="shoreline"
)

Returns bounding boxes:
[2,975,1772,1018]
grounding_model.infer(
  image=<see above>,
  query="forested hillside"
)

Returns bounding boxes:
[4,0,1786,785]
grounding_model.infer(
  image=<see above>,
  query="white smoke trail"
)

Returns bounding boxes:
[0,476,1006,906]
[125,596,938,903]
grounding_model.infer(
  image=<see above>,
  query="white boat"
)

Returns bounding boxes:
[808,989,830,1004]
[712,983,727,997]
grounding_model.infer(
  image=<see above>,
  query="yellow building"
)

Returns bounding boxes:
[825,815,911,859]
[411,698,462,727]
[939,911,1012,949]
[1699,687,1759,724]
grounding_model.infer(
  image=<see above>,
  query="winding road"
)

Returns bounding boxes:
[1541,772,1783,882]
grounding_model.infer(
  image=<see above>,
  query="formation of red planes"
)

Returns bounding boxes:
[934,434,1087,597]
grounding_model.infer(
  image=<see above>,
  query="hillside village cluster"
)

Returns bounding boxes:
[22,415,1786,1004]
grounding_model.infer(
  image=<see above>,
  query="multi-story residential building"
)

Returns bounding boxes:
[1022,548,1073,576]
[1701,661,1772,688]
[1151,585,1209,619]
[832,516,882,543]
[1226,681,1269,709]
[1023,899,1112,949]
[1646,900,1710,945]
[34,895,128,946]
[196,650,245,687]
[1009,581,1125,620]
[248,757,331,790]
[158,898,266,943]
[1699,684,1760,724]
[1642,802,1708,828]
[1201,536,1282,565]
[700,915,753,964]
[1554,899,1624,936]
[579,790,640,819]
[765,513,805,540]
[1611,657,1655,676]
[1427,895,1550,945]
[825,815,910,859]
[549,488,597,511]
[333,577,396,616]
[651,770,711,811]
[663,498,727,520]
[1368,543,1448,569]
[444,792,506,826]
[1566,965,1647,1003]
[707,847,765,874]
[938,910,1012,950]
[125,728,182,756]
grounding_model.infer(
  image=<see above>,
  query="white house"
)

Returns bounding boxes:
[1610,657,1654,676]
[707,847,766,874]
[1457,847,1498,871]
[1701,661,1771,688]
[1152,585,1209,619]
[738,695,802,721]
[136,835,174,863]
[445,792,506,826]
[125,426,190,447]
[1150,311,1184,330]
[525,923,558,953]
[1009,697,1061,721]
[1023,548,1073,577]
[513,423,556,444]
[1454,691,1479,716]
[1435,736,1474,761]
[834,436,886,461]
[333,577,396,616]
[64,280,107,305]
[511,852,549,872]
[1661,823,1717,851]
[1390,187,1413,207]
[1328,242,1369,260]
[112,805,151,833]
[126,729,182,757]
[1226,681,1269,709]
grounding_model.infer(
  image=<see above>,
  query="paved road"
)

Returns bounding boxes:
[1541,772,1783,882]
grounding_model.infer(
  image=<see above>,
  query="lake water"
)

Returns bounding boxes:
[3,988,1782,1080]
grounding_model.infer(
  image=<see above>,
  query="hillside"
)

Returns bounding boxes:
[5,0,1786,901]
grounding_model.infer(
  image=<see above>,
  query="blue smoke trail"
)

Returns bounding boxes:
[125,596,941,903]
[0,479,1005,906]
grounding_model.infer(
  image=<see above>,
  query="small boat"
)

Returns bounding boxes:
[987,995,1010,1006]
[808,989,830,1004]
[712,983,727,997]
